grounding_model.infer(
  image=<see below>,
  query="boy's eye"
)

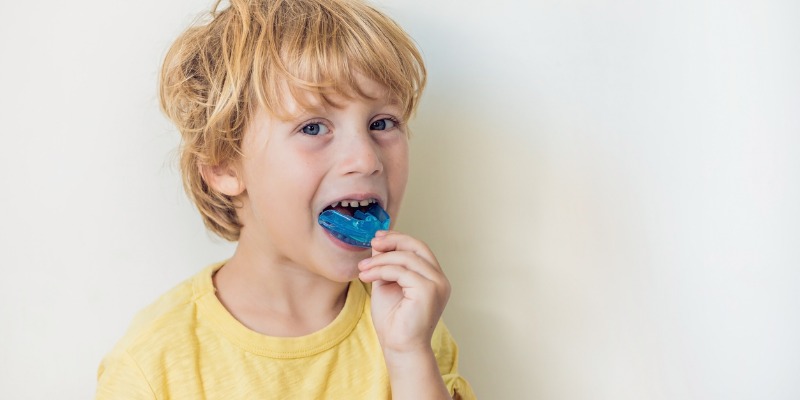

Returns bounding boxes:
[301,123,329,136]
[370,118,396,131]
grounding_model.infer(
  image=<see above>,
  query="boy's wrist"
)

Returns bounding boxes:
[382,346,452,400]
[382,344,435,368]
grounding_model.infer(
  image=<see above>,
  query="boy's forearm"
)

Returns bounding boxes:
[384,347,452,400]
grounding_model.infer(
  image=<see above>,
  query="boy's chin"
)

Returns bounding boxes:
[313,228,371,281]
[319,263,362,283]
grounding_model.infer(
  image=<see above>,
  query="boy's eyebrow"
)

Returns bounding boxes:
[283,97,405,121]
[386,97,402,106]
[285,104,329,121]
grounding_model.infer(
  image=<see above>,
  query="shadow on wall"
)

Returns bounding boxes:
[396,90,550,398]
[389,11,659,398]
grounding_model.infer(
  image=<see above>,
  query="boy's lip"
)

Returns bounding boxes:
[321,227,372,252]
[317,192,386,215]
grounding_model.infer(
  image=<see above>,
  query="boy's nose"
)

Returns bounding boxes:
[338,132,383,176]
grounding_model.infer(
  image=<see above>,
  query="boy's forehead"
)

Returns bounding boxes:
[271,76,401,120]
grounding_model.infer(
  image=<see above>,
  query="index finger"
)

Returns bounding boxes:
[370,230,440,270]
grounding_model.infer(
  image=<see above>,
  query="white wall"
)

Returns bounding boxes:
[1,0,798,398]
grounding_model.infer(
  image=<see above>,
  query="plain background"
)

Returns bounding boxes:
[1,0,798,398]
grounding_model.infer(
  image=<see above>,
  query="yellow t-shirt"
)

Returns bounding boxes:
[96,263,475,399]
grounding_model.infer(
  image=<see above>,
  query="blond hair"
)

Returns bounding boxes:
[159,0,426,241]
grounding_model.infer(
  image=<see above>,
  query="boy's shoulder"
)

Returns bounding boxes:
[103,263,222,360]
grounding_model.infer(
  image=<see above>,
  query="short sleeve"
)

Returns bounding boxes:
[96,351,156,400]
[431,320,477,400]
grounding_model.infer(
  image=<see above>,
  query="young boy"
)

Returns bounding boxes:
[96,0,475,398]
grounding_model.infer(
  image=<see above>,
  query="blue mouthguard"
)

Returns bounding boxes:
[318,202,390,248]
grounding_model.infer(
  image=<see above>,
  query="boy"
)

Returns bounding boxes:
[96,0,475,398]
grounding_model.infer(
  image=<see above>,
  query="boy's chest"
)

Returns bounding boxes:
[153,326,391,399]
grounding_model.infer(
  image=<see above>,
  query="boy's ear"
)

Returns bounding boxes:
[199,162,245,197]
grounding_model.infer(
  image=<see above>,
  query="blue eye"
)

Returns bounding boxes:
[301,123,329,136]
[370,118,396,131]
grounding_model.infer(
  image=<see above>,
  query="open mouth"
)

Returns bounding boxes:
[320,198,380,219]
[318,199,390,248]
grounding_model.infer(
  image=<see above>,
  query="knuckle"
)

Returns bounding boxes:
[421,278,436,291]
[437,277,452,299]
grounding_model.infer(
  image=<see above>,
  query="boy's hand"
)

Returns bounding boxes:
[357,230,454,399]
[357,230,451,355]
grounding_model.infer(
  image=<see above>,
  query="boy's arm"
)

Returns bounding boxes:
[383,347,453,399]
[358,230,457,400]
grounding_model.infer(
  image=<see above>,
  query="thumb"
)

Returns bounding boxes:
[371,230,388,257]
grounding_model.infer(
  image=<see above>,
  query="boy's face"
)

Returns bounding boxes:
[227,75,409,282]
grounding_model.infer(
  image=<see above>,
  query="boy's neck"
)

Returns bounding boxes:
[212,249,350,337]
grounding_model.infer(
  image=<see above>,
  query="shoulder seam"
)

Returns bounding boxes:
[123,283,197,353]
[123,349,159,400]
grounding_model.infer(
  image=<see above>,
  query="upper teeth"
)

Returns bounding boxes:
[331,198,377,208]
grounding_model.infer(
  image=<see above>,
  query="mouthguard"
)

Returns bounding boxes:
[318,202,390,248]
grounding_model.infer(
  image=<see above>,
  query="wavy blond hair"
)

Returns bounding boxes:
[159,0,426,241]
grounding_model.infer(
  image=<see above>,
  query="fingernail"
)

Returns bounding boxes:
[358,258,371,267]
[375,230,388,237]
